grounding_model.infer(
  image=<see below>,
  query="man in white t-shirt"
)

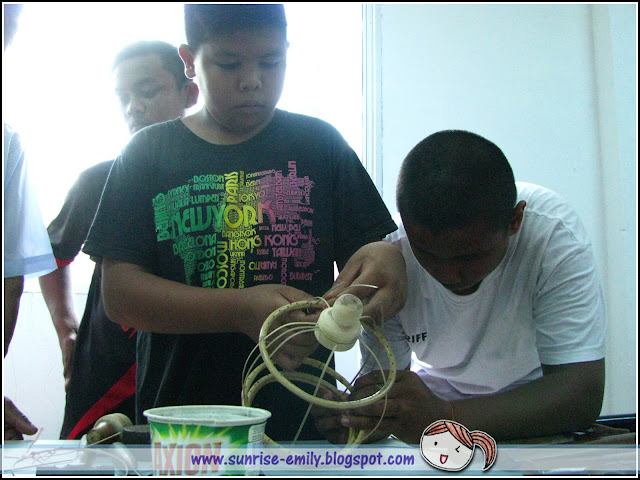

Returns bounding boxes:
[315,129,606,444]
[4,3,58,441]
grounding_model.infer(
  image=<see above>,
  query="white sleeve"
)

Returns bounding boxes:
[534,237,606,365]
[359,315,413,373]
[3,125,56,278]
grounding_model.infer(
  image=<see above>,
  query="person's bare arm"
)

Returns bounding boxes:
[4,276,41,440]
[101,257,320,370]
[318,360,604,444]
[449,360,605,441]
[4,276,24,356]
[39,266,78,390]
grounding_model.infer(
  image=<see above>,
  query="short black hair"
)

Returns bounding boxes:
[112,40,191,88]
[184,3,287,52]
[396,130,517,233]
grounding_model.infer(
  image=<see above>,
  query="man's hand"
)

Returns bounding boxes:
[4,397,38,440]
[316,370,451,445]
[311,389,352,444]
[326,242,407,326]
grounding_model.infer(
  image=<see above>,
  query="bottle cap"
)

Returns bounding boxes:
[121,424,151,445]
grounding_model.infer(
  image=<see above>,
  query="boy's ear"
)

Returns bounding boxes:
[509,201,526,235]
[179,44,196,79]
[184,82,199,109]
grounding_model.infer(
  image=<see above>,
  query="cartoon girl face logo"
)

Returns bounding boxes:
[421,429,474,471]
[420,420,497,472]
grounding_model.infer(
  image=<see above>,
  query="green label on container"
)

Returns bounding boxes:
[150,422,265,475]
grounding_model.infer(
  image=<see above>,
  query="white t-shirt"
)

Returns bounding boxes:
[3,123,56,279]
[360,182,606,401]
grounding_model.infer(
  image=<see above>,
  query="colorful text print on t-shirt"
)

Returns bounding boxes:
[152,162,317,288]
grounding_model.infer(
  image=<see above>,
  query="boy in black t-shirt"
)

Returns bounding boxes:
[84,4,406,441]
[40,40,199,440]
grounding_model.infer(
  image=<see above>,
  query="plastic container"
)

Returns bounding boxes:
[144,405,271,475]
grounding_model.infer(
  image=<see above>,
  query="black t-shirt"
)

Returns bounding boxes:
[84,110,397,441]
[47,160,137,439]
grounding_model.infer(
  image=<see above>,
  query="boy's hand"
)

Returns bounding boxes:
[326,242,407,325]
[337,370,451,445]
[4,396,38,440]
[311,389,351,444]
[246,284,323,371]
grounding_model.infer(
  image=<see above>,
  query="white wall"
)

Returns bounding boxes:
[591,3,637,417]
[373,3,636,415]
